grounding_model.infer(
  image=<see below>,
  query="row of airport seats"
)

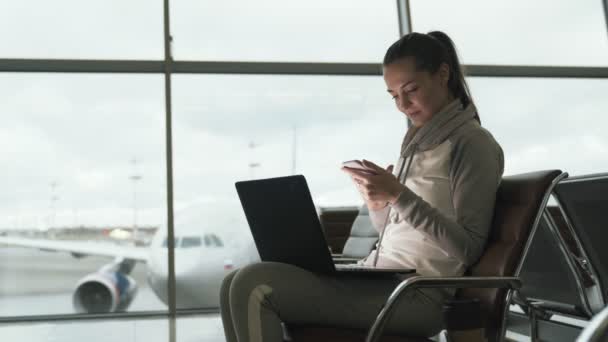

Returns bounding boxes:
[287,171,608,342]
[517,173,608,341]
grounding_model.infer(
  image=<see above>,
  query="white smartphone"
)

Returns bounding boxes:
[341,160,376,174]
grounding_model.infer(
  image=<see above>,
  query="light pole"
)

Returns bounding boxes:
[248,141,260,179]
[129,158,142,244]
[49,181,59,230]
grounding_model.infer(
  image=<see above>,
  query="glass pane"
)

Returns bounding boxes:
[410,0,608,66]
[469,78,608,175]
[170,0,399,62]
[0,0,163,59]
[172,74,406,309]
[0,74,167,316]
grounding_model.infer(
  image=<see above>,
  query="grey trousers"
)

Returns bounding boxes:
[220,262,446,342]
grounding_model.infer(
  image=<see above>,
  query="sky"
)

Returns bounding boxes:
[0,0,607,231]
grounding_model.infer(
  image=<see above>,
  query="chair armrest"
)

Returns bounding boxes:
[332,254,361,264]
[365,275,522,342]
[576,304,608,342]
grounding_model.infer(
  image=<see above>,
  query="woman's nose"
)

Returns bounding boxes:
[398,96,412,111]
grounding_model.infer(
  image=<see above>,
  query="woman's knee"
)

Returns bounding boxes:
[228,262,298,302]
[231,262,279,286]
[235,261,306,282]
[221,263,277,308]
[220,269,239,300]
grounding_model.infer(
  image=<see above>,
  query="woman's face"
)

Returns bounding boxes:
[383,57,451,127]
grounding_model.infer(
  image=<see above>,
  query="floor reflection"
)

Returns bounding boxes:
[0,314,225,342]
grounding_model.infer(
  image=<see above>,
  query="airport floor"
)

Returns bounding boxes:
[0,311,589,342]
[0,314,226,342]
[0,247,587,342]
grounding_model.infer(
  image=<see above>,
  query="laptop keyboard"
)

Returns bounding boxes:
[335,264,415,274]
[336,264,378,271]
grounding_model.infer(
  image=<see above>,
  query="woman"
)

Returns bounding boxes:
[220,31,504,341]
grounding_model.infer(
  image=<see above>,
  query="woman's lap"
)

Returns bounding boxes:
[221,261,445,339]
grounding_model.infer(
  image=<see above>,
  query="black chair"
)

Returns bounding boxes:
[516,207,595,313]
[515,207,598,340]
[332,205,379,264]
[553,173,608,312]
[520,173,608,339]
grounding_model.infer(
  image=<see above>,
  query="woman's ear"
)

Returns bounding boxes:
[439,62,450,86]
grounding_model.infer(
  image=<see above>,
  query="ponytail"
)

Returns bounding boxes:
[427,31,479,123]
[383,31,480,124]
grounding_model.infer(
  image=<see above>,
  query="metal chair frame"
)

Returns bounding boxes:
[365,172,568,342]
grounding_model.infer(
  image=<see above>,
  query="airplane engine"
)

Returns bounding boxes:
[72,259,138,313]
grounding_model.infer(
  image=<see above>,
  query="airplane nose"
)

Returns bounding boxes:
[147,252,170,304]
[147,270,169,305]
[148,251,214,308]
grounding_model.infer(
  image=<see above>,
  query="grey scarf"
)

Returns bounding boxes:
[385,99,479,225]
[400,99,479,159]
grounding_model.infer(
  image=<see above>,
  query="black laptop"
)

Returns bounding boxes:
[235,175,415,276]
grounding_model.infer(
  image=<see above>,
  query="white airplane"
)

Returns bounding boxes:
[0,204,261,314]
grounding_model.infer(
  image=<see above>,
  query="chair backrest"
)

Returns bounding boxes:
[458,170,564,341]
[341,205,379,258]
[318,206,359,253]
[552,173,608,314]
[517,208,592,318]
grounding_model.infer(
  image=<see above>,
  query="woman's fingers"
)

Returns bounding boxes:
[343,162,399,202]
[341,167,373,184]
[361,160,385,173]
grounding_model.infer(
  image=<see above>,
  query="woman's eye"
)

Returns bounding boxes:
[391,95,398,100]
[405,87,418,93]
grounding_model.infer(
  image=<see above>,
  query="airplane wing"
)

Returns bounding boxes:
[0,236,148,261]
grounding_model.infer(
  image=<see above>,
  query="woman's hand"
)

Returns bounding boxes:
[341,160,405,209]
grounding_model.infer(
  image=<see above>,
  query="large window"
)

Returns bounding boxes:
[172,75,403,207]
[470,78,608,175]
[170,0,399,62]
[0,74,167,315]
[0,0,607,328]
[411,0,608,66]
[171,74,405,309]
[0,0,163,59]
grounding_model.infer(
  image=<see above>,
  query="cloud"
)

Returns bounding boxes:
[0,0,163,59]
[469,77,608,175]
[172,75,391,136]
[170,0,398,62]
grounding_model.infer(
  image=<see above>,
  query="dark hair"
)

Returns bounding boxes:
[383,31,479,123]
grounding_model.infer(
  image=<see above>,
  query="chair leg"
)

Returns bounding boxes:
[443,299,485,342]
[282,322,293,341]
[530,308,539,342]
[445,328,485,342]
[527,301,551,342]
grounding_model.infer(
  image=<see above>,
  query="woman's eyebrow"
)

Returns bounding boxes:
[387,80,415,93]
